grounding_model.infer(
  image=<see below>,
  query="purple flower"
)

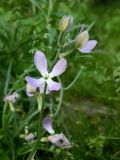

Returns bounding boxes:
[26,51,67,96]
[75,31,97,53]
[4,93,19,103]
[48,133,71,149]
[42,117,71,148]
[43,116,55,134]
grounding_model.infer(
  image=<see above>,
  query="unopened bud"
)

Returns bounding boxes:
[59,16,73,32]
[75,31,89,48]
[40,137,48,142]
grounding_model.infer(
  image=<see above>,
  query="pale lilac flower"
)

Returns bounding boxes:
[75,31,97,53]
[4,92,19,103]
[26,51,67,96]
[48,133,71,149]
[42,117,71,148]
[43,116,55,134]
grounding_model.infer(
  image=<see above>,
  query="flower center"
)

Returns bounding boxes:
[44,75,49,80]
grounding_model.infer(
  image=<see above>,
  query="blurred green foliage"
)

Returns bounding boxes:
[0,0,120,159]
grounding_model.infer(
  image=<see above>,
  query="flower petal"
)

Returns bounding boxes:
[26,83,36,97]
[34,51,48,77]
[49,58,67,78]
[79,40,97,53]
[46,79,61,91]
[48,133,71,149]
[26,76,44,88]
[43,117,55,134]
[75,31,89,48]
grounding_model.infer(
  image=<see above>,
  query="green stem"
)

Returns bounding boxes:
[37,94,42,111]
[4,59,13,95]
[51,32,62,68]
[2,103,8,129]
[59,48,74,58]
[9,102,15,112]
[64,66,84,91]
[53,77,64,117]
[27,84,47,160]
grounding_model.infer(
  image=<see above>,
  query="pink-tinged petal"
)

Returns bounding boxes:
[26,76,42,88]
[49,58,67,78]
[46,79,61,91]
[43,117,55,134]
[48,133,71,149]
[34,51,48,77]
[79,40,97,53]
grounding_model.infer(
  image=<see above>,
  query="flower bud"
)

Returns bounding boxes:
[75,31,89,48]
[59,16,73,32]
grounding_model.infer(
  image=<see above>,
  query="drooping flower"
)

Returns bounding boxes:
[43,116,55,134]
[26,51,67,96]
[42,116,71,148]
[75,30,97,53]
[4,92,19,103]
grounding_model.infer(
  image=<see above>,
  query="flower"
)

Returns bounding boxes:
[48,133,71,149]
[43,116,55,134]
[42,116,71,148]
[75,30,97,53]
[4,92,19,103]
[59,16,73,32]
[26,51,67,96]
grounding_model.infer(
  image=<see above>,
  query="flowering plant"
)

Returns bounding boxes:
[2,15,97,160]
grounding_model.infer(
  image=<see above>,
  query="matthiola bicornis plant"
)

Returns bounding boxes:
[75,30,97,53]
[26,51,67,96]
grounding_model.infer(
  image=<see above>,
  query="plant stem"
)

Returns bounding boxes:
[64,66,84,91]
[2,103,8,129]
[53,77,64,117]
[51,32,62,68]
[27,84,47,160]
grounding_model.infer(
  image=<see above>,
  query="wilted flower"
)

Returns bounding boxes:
[59,16,73,32]
[25,133,35,142]
[26,51,67,96]
[75,30,97,53]
[48,133,71,149]
[42,116,71,148]
[4,92,19,103]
